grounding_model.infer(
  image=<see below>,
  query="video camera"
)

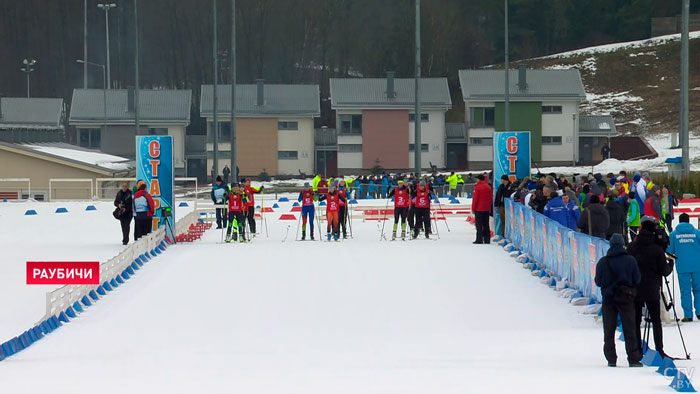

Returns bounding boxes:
[161,206,172,218]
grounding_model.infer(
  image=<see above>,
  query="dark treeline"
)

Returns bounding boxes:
[1,0,698,125]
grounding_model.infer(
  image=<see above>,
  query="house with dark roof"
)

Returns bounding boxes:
[69,89,192,176]
[458,66,587,169]
[578,115,619,164]
[0,97,65,143]
[329,73,452,174]
[200,80,320,177]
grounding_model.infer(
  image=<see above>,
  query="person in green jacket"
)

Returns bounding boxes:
[627,190,641,243]
[457,174,465,197]
[312,174,321,192]
[446,172,459,198]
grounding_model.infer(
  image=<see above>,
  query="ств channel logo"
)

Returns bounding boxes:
[26,262,100,285]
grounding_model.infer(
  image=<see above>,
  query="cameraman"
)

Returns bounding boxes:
[627,216,674,358]
[668,213,700,321]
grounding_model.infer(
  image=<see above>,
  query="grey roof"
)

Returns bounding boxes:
[200,84,320,117]
[69,89,192,125]
[459,69,586,101]
[330,78,452,109]
[0,141,132,175]
[579,115,618,137]
[0,98,63,128]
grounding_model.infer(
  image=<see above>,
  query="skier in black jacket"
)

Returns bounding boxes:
[577,195,609,238]
[595,233,642,367]
[114,182,133,245]
[605,190,626,239]
[627,217,674,359]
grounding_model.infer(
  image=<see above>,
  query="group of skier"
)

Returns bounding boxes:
[211,176,263,243]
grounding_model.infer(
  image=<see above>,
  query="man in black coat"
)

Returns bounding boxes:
[595,233,642,367]
[605,190,626,240]
[577,195,610,238]
[627,218,674,359]
[494,175,511,236]
[114,182,133,245]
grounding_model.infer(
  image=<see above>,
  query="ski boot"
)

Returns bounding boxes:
[401,230,406,240]
[301,230,306,241]
[310,232,315,240]
[334,233,340,241]
[392,231,397,241]
[327,233,332,241]
[412,232,418,240]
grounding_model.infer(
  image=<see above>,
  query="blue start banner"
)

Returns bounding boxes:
[504,198,608,303]
[136,135,175,238]
[493,132,531,235]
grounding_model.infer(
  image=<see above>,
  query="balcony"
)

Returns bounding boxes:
[315,128,337,148]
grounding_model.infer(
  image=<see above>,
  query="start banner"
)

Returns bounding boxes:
[136,135,175,238]
[493,132,531,235]
[504,198,607,303]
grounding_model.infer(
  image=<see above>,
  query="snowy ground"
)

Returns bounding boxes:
[0,200,194,343]
[1,198,699,392]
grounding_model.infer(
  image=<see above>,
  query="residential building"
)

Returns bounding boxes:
[0,141,132,201]
[458,66,586,169]
[329,73,452,174]
[69,89,192,176]
[0,97,64,143]
[200,80,320,177]
[579,115,619,164]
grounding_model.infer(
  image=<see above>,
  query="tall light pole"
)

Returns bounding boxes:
[212,0,219,179]
[414,0,422,176]
[21,59,36,98]
[134,0,140,135]
[98,3,117,89]
[681,0,690,177]
[76,59,108,141]
[84,0,88,88]
[230,0,237,183]
[504,0,510,131]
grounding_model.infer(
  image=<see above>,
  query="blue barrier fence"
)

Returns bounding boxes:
[504,198,608,303]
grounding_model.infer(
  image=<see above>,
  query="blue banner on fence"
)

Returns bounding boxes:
[136,135,175,239]
[505,198,606,303]
[493,132,531,236]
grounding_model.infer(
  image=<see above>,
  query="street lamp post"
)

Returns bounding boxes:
[77,59,108,143]
[21,59,36,98]
[97,3,117,89]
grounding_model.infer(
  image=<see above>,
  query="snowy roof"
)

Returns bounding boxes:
[458,69,586,101]
[0,141,133,173]
[0,97,64,129]
[200,84,320,117]
[330,78,452,109]
[579,115,618,137]
[69,89,192,125]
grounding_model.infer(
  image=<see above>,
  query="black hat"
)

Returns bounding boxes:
[589,195,600,204]
[216,176,222,182]
[680,213,690,223]
[501,175,509,181]
[477,174,485,181]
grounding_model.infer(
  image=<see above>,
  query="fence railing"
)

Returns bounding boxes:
[504,198,609,303]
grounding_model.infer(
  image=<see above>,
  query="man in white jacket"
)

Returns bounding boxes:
[635,172,648,216]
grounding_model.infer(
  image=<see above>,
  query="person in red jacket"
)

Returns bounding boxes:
[388,180,410,240]
[411,180,434,239]
[472,174,493,244]
[317,176,329,195]
[243,178,263,237]
[133,180,156,240]
[644,185,663,222]
[318,181,346,241]
[226,183,249,242]
[338,180,349,239]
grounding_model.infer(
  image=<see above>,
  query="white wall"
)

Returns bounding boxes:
[408,110,445,169]
[464,101,496,163]
[337,133,363,169]
[277,117,314,175]
[541,101,578,162]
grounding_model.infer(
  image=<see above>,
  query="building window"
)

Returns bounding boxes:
[78,128,101,149]
[470,107,495,127]
[339,114,362,134]
[469,137,493,146]
[338,144,362,152]
[542,136,563,145]
[409,143,429,152]
[409,113,429,122]
[542,105,563,114]
[148,127,168,135]
[278,150,298,160]
[278,121,299,130]
[206,151,231,159]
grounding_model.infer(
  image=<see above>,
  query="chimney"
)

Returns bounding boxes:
[518,64,527,91]
[386,71,395,99]
[256,79,265,106]
[127,86,135,113]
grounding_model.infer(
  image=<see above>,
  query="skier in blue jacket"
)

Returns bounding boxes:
[667,213,700,321]
[211,176,228,229]
[544,192,568,228]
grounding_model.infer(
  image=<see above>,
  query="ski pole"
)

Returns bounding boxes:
[436,196,451,232]
[379,197,390,241]
[262,190,269,238]
[295,205,302,241]
[315,199,322,240]
[431,208,440,239]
